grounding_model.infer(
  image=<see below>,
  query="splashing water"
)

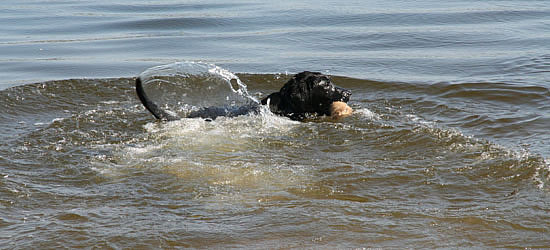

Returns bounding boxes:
[138,61,259,118]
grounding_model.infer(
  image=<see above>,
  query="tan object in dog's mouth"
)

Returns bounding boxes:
[330,101,353,119]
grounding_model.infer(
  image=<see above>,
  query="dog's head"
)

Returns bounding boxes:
[261,71,351,120]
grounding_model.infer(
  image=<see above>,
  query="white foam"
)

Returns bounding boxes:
[52,117,65,123]
[533,156,550,190]
[92,108,308,198]
[406,113,436,126]
[92,61,316,201]
[355,108,380,120]
[32,117,66,126]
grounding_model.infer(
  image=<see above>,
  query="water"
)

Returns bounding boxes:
[1,0,550,248]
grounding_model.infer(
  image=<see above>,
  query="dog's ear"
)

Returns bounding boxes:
[278,74,310,110]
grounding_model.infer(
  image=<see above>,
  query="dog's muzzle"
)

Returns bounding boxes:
[334,86,352,103]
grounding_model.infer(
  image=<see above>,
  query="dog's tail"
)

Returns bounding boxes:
[135,77,179,121]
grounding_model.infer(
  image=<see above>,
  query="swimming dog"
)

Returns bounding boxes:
[136,71,352,121]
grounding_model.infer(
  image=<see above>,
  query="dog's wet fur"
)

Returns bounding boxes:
[136,71,351,121]
[260,71,351,120]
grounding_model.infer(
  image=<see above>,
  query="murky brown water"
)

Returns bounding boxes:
[1,0,550,248]
[1,68,549,248]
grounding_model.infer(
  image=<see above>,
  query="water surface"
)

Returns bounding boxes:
[1,0,550,248]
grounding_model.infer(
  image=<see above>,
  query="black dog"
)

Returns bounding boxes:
[260,71,351,120]
[136,71,351,121]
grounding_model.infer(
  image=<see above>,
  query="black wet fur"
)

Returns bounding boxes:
[186,104,260,120]
[135,77,179,121]
[261,71,351,120]
[136,71,351,121]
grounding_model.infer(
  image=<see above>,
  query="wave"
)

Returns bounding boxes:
[0,65,548,193]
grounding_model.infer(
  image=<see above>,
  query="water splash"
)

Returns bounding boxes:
[138,61,258,118]
[355,107,380,121]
